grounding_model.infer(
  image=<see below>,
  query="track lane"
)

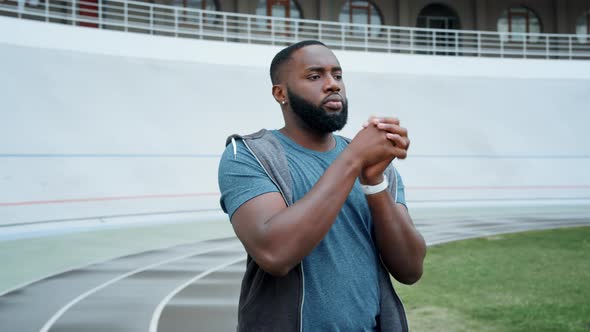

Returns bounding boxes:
[156,261,245,332]
[44,246,245,332]
[0,237,239,332]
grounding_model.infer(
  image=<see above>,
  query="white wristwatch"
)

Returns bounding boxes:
[360,174,388,195]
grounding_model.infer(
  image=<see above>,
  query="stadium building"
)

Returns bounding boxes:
[2,0,590,58]
[170,0,590,35]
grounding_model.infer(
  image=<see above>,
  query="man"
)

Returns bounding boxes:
[218,40,426,331]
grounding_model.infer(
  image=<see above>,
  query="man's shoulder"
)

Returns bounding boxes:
[220,128,286,170]
[221,129,274,163]
[220,138,247,165]
[224,129,273,147]
[226,129,289,161]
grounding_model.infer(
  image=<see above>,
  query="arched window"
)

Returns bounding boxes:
[576,9,590,43]
[416,3,460,30]
[255,0,302,34]
[497,7,541,42]
[256,0,302,19]
[338,0,383,37]
[416,4,461,55]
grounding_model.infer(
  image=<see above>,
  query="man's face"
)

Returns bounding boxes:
[284,45,348,134]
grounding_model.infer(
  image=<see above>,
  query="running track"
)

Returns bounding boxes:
[1,205,589,331]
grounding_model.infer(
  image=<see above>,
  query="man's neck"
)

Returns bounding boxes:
[279,126,335,152]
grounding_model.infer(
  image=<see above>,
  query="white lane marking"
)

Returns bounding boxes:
[39,242,243,332]
[149,256,246,332]
[0,236,237,297]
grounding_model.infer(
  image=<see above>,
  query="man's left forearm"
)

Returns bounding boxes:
[367,191,426,285]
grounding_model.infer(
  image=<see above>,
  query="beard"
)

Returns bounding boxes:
[287,87,348,134]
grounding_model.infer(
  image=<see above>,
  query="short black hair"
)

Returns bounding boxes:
[270,40,327,85]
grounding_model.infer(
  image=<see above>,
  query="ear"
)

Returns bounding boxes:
[272,84,287,105]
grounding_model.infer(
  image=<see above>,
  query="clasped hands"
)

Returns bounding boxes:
[353,117,410,185]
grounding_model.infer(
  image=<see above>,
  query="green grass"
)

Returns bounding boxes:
[0,220,234,294]
[394,227,590,332]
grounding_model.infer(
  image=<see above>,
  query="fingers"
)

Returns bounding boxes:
[377,117,400,125]
[378,122,408,137]
[361,116,377,128]
[391,146,408,159]
[384,133,409,159]
[352,123,409,164]
[361,116,400,128]
[385,133,409,148]
[361,122,410,151]
[378,122,410,153]
[362,117,403,134]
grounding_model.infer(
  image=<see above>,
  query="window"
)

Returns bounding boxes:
[416,4,461,55]
[416,3,460,30]
[256,0,301,19]
[576,9,590,43]
[255,0,302,33]
[338,0,382,37]
[497,7,541,42]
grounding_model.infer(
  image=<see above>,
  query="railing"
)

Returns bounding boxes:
[2,0,590,60]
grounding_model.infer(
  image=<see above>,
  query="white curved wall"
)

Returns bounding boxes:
[1,16,590,227]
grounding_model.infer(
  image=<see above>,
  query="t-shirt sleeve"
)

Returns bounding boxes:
[392,166,407,208]
[218,139,280,220]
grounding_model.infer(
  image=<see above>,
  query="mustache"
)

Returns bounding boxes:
[322,93,344,104]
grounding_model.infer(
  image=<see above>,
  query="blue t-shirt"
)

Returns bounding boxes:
[218,130,407,331]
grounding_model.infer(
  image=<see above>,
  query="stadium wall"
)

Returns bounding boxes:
[1,16,589,230]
